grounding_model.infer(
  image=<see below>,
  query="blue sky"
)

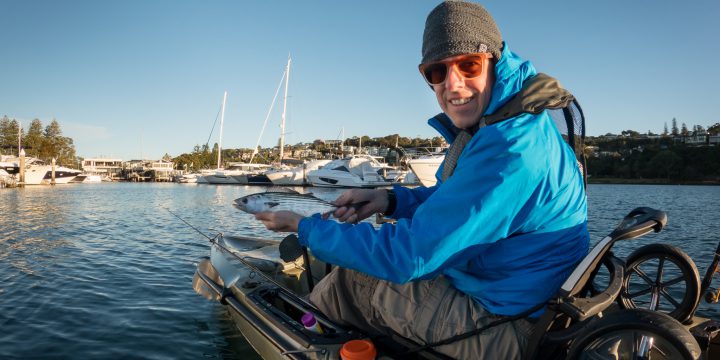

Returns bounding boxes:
[2,0,718,160]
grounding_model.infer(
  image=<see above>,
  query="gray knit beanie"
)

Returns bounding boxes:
[421,1,503,64]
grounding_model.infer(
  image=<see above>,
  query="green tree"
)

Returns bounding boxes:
[0,116,22,156]
[40,118,77,165]
[680,123,689,136]
[671,118,679,136]
[648,150,682,180]
[708,123,720,135]
[24,119,44,157]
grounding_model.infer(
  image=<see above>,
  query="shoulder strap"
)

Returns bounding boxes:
[481,73,574,127]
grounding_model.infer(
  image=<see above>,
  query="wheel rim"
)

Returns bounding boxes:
[579,329,684,359]
[624,255,688,315]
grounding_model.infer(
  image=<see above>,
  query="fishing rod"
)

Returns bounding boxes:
[165,207,320,310]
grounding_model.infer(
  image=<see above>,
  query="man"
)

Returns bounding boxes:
[255,1,589,358]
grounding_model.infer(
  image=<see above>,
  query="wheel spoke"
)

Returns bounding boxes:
[655,256,666,283]
[627,286,654,299]
[631,267,655,286]
[659,289,682,308]
[662,275,686,287]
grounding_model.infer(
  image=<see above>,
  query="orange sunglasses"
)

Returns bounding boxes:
[419,53,493,86]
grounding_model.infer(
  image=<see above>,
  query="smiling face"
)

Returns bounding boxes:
[430,54,495,129]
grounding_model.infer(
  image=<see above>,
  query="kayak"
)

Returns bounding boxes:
[192,234,449,359]
[192,207,720,359]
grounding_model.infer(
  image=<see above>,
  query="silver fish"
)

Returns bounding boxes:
[234,191,338,217]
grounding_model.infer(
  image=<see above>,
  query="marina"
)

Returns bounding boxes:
[1,183,719,359]
[2,1,718,359]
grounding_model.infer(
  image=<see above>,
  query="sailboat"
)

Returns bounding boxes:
[201,91,247,185]
[239,55,298,185]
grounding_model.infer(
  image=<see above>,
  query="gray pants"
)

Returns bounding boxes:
[309,268,536,359]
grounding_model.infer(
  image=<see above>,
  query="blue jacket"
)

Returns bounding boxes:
[298,43,589,317]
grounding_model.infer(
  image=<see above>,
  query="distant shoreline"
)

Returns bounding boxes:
[588,178,720,186]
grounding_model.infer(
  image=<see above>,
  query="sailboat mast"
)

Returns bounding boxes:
[217,91,228,169]
[279,55,291,163]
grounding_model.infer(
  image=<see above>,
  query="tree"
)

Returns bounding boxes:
[708,122,720,135]
[621,130,640,137]
[681,123,689,136]
[0,116,22,156]
[38,118,77,165]
[663,122,669,136]
[671,118,679,136]
[648,150,682,180]
[24,119,44,157]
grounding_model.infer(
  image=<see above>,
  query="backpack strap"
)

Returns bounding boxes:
[481,73,575,127]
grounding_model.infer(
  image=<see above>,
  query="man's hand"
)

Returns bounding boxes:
[255,211,304,232]
[333,189,389,223]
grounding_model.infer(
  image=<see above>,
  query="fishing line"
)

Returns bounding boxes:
[164,207,321,311]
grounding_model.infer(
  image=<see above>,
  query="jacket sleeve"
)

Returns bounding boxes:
[389,183,438,219]
[298,113,584,283]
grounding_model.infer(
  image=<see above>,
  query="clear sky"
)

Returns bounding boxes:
[2,0,718,160]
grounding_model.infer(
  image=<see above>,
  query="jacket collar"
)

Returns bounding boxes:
[428,42,538,142]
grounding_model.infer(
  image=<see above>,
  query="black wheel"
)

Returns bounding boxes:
[567,309,701,359]
[619,244,700,323]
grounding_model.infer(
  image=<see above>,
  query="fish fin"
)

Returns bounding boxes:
[265,201,280,208]
[264,187,300,194]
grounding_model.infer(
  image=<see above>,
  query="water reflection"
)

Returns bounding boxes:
[0,183,718,358]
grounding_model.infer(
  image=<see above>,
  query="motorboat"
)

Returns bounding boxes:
[407,154,444,187]
[22,163,83,185]
[185,169,217,184]
[0,155,20,176]
[81,174,105,183]
[264,159,332,186]
[228,163,273,185]
[191,208,720,359]
[306,155,406,188]
[177,173,200,183]
[202,168,244,185]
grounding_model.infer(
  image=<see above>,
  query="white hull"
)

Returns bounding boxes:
[23,165,82,185]
[408,155,444,187]
[307,168,392,188]
[82,174,104,183]
[203,172,243,184]
[265,160,331,186]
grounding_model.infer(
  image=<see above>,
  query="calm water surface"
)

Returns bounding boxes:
[1,183,718,359]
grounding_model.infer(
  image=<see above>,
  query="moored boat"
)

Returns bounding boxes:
[265,159,332,186]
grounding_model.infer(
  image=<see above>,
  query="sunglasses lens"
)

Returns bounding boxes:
[457,57,484,78]
[423,63,447,85]
[420,54,488,85]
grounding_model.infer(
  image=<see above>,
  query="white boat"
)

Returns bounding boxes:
[200,91,239,185]
[190,169,218,184]
[408,154,444,187]
[82,174,104,183]
[0,155,20,177]
[203,169,243,185]
[177,173,200,183]
[307,154,401,188]
[23,163,83,185]
[228,163,273,185]
[265,159,332,186]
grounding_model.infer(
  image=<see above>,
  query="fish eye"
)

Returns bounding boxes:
[242,199,247,204]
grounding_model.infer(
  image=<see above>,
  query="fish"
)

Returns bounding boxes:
[234,190,343,217]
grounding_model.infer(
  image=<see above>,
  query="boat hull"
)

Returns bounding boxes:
[193,236,358,359]
[408,156,443,187]
[23,165,82,185]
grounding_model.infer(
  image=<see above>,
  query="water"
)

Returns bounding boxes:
[1,183,718,358]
